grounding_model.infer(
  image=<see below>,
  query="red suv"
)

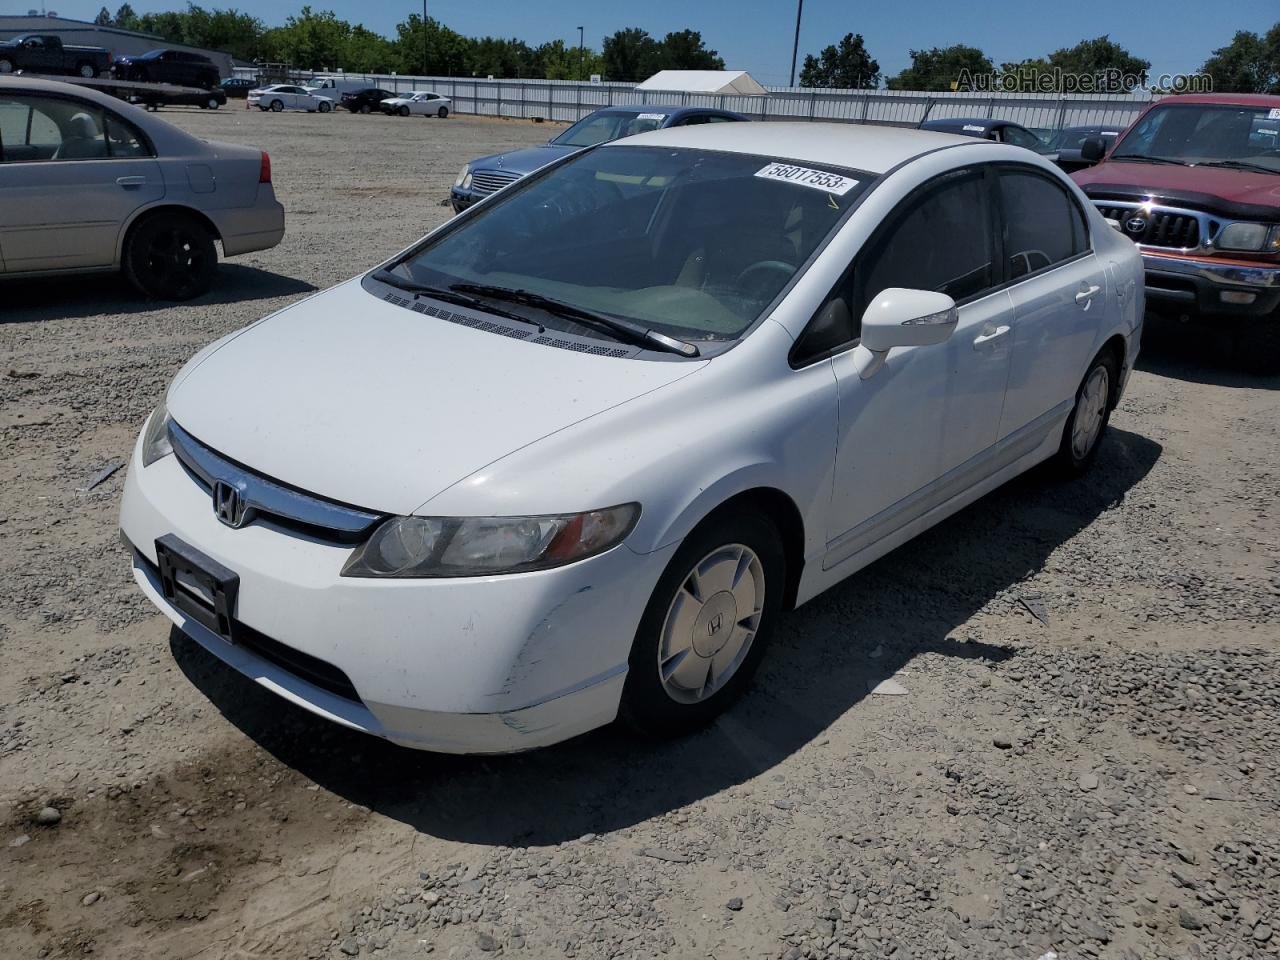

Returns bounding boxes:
[1071,93,1280,369]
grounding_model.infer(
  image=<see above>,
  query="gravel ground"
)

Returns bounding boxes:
[1,107,1278,960]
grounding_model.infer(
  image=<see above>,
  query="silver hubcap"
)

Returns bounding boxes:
[1071,365,1109,459]
[658,544,765,704]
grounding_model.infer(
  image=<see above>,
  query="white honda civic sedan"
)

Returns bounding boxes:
[120,122,1143,753]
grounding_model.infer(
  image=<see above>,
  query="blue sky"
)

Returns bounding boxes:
[49,0,1280,85]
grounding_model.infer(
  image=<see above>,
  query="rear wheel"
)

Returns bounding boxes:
[1053,350,1118,475]
[123,211,217,301]
[203,96,220,110]
[397,105,410,117]
[77,62,97,78]
[620,511,784,737]
[437,106,449,118]
[0,58,14,74]
[359,103,371,114]
[270,99,284,112]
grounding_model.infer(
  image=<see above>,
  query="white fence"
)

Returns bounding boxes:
[236,68,1154,134]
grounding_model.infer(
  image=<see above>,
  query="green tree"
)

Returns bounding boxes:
[1199,26,1280,93]
[1046,35,1150,92]
[533,39,603,81]
[887,44,992,91]
[113,2,140,30]
[659,29,723,70]
[602,27,661,82]
[997,57,1052,91]
[392,14,471,76]
[94,6,113,25]
[257,7,352,70]
[799,33,880,88]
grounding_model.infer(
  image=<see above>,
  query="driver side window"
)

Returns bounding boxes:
[996,167,1087,280]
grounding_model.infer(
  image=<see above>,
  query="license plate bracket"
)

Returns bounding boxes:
[155,534,239,642]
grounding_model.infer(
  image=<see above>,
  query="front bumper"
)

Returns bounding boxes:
[1142,251,1280,318]
[449,188,477,213]
[119,437,673,753]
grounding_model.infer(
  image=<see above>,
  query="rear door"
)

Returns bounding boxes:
[994,164,1109,440]
[0,92,163,273]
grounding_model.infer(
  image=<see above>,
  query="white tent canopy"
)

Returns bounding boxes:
[635,70,769,96]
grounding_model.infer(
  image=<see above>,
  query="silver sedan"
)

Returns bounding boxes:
[0,75,284,299]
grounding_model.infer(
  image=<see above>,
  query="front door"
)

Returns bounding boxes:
[0,92,163,273]
[800,166,1015,569]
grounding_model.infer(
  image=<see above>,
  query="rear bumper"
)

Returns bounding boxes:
[1142,251,1280,318]
[213,192,285,256]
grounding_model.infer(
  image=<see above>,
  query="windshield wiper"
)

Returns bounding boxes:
[1109,154,1189,166]
[1197,159,1279,175]
[373,271,544,332]
[451,283,700,357]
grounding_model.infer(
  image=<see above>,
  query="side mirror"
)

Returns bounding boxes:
[856,288,958,379]
[1080,136,1106,163]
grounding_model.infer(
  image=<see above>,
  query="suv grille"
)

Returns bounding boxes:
[1093,202,1203,250]
[470,170,522,196]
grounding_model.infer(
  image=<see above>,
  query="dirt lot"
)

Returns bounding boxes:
[1,107,1278,960]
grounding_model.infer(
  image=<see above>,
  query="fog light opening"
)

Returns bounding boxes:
[1219,290,1258,305]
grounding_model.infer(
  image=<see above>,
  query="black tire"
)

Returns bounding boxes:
[0,57,14,74]
[270,99,284,112]
[619,511,785,738]
[437,106,449,118]
[397,105,410,117]
[359,103,371,114]
[1053,349,1119,475]
[77,62,98,78]
[206,97,220,110]
[122,212,217,301]
[318,100,332,113]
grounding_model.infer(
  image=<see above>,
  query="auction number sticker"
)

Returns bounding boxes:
[637,112,667,121]
[755,162,859,195]
[1269,108,1280,120]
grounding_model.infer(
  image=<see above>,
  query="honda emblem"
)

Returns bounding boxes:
[212,480,250,528]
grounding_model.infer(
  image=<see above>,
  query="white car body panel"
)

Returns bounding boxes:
[120,122,1144,752]
[380,91,452,116]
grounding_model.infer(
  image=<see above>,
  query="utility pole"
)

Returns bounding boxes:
[421,0,427,75]
[788,0,803,87]
[577,26,584,81]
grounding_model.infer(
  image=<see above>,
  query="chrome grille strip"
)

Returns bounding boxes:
[1090,199,1214,253]
[470,170,521,195]
[169,421,385,542]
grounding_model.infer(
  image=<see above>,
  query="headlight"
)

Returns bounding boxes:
[1216,222,1280,252]
[454,164,470,189]
[141,399,173,466]
[341,504,640,578]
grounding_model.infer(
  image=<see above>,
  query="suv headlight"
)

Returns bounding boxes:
[141,399,173,466]
[454,164,472,189]
[341,504,640,578]
[1216,222,1280,252]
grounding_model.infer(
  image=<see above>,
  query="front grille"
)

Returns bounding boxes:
[470,170,521,196]
[169,422,385,545]
[1093,202,1203,250]
[136,548,362,703]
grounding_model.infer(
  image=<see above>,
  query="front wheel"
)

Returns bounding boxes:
[620,511,784,737]
[123,212,217,301]
[397,105,410,117]
[318,100,331,113]
[437,106,449,118]
[270,99,284,112]
[1054,350,1118,475]
[359,103,371,114]
[0,58,13,73]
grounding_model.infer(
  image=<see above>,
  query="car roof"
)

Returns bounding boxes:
[595,103,730,117]
[920,117,1027,133]
[612,121,977,175]
[1155,92,1280,108]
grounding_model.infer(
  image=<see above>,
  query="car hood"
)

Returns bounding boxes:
[166,278,702,516]
[1074,161,1280,219]
[469,143,579,177]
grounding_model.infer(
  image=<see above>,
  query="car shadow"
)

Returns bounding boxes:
[1,264,316,323]
[171,426,1161,845]
[1137,316,1278,389]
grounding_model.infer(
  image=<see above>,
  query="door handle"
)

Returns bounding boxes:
[1075,284,1102,304]
[972,324,1010,349]
[116,176,146,187]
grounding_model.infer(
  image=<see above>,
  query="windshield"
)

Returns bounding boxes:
[1049,128,1118,151]
[1111,103,1280,172]
[383,145,870,345]
[552,111,667,148]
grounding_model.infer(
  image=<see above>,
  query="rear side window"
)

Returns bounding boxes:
[997,168,1087,280]
[854,168,996,313]
[0,94,152,163]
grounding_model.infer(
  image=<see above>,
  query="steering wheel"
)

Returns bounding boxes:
[734,260,794,294]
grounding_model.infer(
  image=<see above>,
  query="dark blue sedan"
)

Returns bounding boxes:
[450,103,746,212]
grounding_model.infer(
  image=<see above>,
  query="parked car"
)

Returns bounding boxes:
[303,75,369,103]
[0,33,111,78]
[132,86,227,111]
[0,76,284,299]
[248,84,332,113]
[919,117,1054,154]
[1049,124,1123,170]
[1071,92,1280,368]
[114,48,220,88]
[120,121,1141,753]
[340,86,395,114]
[450,103,746,211]
[380,90,451,118]
[220,77,257,99]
